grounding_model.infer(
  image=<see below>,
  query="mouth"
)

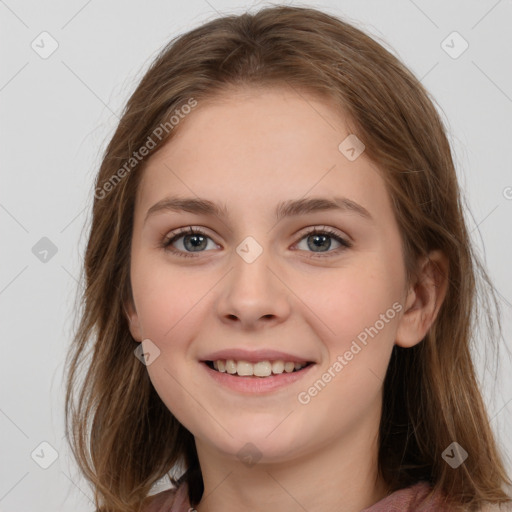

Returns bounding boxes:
[203,359,315,378]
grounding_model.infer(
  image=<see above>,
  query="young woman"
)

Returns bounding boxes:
[65,6,512,511]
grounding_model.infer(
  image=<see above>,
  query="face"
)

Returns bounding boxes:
[126,86,416,465]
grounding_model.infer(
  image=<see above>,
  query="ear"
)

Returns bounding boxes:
[395,249,449,348]
[125,298,143,343]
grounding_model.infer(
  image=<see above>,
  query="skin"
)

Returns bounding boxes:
[126,86,448,512]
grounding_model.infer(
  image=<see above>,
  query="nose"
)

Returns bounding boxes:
[215,245,291,330]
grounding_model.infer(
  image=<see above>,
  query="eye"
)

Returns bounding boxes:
[161,226,352,258]
[293,226,352,257]
[161,227,219,258]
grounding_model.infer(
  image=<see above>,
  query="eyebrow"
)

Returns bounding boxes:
[144,195,373,225]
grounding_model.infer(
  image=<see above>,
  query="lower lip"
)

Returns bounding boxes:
[201,362,315,394]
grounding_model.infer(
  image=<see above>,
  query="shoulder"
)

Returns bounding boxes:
[479,503,512,512]
[398,482,512,512]
[142,487,178,512]
[142,481,191,512]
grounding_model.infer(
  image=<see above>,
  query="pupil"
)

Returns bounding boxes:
[184,235,207,251]
[308,234,330,252]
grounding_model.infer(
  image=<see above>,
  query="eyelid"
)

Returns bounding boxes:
[294,224,351,242]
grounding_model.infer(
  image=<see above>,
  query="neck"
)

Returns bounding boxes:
[194,403,389,512]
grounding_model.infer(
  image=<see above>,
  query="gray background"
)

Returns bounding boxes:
[1,0,511,510]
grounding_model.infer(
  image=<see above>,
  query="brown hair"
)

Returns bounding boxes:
[64,5,512,511]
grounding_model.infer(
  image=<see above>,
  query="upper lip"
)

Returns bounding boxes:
[201,349,315,364]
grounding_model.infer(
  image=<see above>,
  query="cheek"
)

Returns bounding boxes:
[300,261,402,407]
[297,268,399,428]
[131,258,207,341]
[332,284,400,351]
[130,260,214,422]
[132,267,206,427]
[299,259,401,344]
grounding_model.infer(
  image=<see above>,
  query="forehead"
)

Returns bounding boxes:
[135,86,392,222]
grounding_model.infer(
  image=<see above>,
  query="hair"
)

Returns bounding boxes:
[64,4,512,511]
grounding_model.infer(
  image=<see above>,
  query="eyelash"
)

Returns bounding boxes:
[160,226,352,259]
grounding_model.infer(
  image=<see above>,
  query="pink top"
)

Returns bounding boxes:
[144,480,470,511]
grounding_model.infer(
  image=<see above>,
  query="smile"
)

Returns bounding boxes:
[202,360,316,394]
[206,359,312,377]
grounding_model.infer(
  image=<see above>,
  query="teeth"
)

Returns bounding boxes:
[225,359,237,374]
[211,359,308,377]
[237,361,254,376]
[284,362,295,373]
[272,360,284,374]
[254,361,272,377]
